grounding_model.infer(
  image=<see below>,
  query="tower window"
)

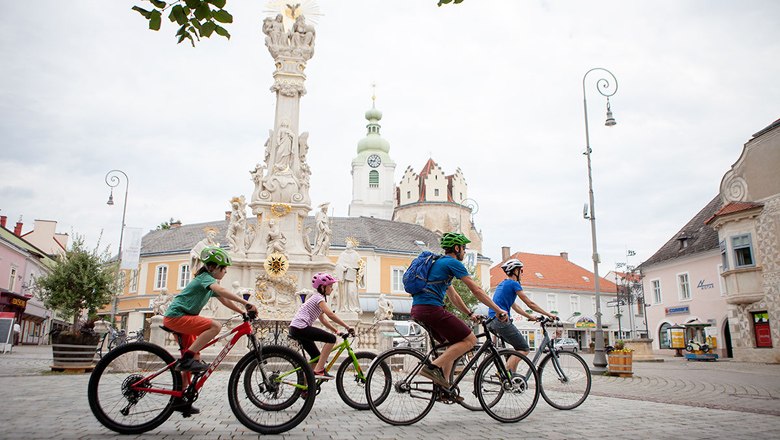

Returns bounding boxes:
[434,189,440,196]
[369,170,379,188]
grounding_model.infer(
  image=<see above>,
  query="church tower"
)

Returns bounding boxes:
[348,96,396,219]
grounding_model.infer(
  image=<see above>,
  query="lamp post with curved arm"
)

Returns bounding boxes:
[105,169,129,325]
[582,68,618,372]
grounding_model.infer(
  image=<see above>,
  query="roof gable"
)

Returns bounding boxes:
[490,252,618,293]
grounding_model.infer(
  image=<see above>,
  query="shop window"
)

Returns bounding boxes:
[659,322,672,349]
[753,312,773,348]
[677,273,691,300]
[732,234,755,268]
[652,279,662,304]
[155,265,168,290]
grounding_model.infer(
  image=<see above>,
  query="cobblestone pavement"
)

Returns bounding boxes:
[2,346,780,439]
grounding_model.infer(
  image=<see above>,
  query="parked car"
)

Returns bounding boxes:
[553,338,579,352]
[393,321,426,349]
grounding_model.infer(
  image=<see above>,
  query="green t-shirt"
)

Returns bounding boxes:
[164,272,218,317]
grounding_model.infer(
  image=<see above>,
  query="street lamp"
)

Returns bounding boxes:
[105,169,129,325]
[581,68,618,372]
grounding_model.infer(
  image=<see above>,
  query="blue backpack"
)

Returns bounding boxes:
[403,251,445,295]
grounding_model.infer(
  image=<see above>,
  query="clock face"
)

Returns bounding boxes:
[367,154,382,168]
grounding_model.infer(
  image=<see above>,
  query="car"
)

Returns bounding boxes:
[553,338,579,352]
[393,321,426,349]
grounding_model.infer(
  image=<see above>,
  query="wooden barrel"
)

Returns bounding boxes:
[52,343,98,368]
[607,353,633,375]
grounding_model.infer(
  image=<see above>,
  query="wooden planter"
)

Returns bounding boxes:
[51,333,101,372]
[607,352,633,376]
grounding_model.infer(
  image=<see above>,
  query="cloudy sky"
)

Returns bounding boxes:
[1,1,778,275]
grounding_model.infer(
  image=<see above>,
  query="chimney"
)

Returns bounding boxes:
[170,220,182,228]
[560,252,569,261]
[225,211,232,221]
[0,215,6,228]
[501,246,510,261]
[14,217,23,236]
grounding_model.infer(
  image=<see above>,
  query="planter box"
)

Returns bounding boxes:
[51,333,101,372]
[607,352,633,376]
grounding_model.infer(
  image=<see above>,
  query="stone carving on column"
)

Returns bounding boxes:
[266,219,287,254]
[313,202,332,256]
[190,227,220,273]
[227,196,248,255]
[298,132,311,201]
[262,14,289,59]
[151,288,173,316]
[335,237,363,314]
[255,273,299,319]
[290,15,315,58]
[375,294,394,322]
[275,120,296,171]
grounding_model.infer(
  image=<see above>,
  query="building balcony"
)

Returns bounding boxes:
[722,266,764,305]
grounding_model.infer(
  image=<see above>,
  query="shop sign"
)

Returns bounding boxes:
[665,305,689,316]
[697,280,715,290]
[575,317,596,328]
[669,327,686,349]
[704,326,718,349]
[11,298,27,307]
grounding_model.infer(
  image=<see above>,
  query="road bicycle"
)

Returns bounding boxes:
[288,328,391,410]
[96,326,146,359]
[364,316,539,426]
[87,310,315,435]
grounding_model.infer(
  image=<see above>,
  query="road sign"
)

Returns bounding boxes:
[607,300,625,306]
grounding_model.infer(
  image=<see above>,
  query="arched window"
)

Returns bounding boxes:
[369,170,379,188]
[659,322,672,349]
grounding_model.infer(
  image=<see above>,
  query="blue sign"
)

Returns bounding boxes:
[665,305,690,316]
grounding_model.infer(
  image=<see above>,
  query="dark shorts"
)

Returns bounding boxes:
[487,319,530,352]
[411,304,472,344]
[289,325,336,360]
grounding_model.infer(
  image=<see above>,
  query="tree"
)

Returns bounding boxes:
[444,269,483,321]
[156,217,181,230]
[34,235,115,331]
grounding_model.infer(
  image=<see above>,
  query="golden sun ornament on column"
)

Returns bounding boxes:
[263,0,323,31]
[270,202,292,217]
[264,252,289,277]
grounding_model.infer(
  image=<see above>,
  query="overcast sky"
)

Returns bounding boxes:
[1,1,778,275]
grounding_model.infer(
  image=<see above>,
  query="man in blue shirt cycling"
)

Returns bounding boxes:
[411,232,508,388]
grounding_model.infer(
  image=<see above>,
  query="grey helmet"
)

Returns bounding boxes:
[501,258,524,275]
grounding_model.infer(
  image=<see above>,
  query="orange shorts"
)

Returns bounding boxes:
[163,315,214,351]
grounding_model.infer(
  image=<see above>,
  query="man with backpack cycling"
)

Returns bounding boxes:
[410,232,509,388]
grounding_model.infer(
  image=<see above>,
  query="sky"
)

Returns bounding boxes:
[1,1,779,275]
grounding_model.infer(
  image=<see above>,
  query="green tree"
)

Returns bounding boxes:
[156,217,180,230]
[34,235,116,331]
[444,268,484,321]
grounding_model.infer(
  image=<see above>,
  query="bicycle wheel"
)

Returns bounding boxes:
[475,349,539,423]
[538,351,591,410]
[228,345,315,435]
[87,342,180,434]
[336,351,390,410]
[365,348,435,426]
[450,349,482,411]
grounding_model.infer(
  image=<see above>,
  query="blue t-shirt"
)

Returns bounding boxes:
[411,256,470,307]
[488,279,522,318]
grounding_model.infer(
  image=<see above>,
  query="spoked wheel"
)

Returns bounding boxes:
[451,349,482,411]
[538,351,591,410]
[336,351,390,410]
[228,345,315,435]
[88,342,181,434]
[366,348,435,426]
[475,350,539,423]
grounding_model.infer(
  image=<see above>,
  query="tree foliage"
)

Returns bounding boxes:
[444,267,483,321]
[156,217,180,230]
[34,235,116,330]
[132,0,233,47]
[437,0,465,5]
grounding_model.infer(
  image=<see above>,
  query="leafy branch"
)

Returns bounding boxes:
[132,0,233,47]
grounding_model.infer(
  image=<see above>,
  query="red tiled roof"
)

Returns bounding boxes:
[705,201,763,224]
[490,252,619,293]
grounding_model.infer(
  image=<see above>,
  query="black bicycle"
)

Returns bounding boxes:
[365,316,539,425]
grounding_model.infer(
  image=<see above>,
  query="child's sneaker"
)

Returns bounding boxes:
[175,357,209,373]
[313,369,334,380]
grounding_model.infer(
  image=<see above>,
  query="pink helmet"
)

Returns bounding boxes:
[312,272,339,290]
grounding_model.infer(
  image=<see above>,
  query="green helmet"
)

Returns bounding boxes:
[201,246,232,267]
[440,232,471,249]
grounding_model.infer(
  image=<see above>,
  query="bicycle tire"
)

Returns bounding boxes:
[336,351,389,410]
[228,345,315,435]
[450,349,482,411]
[87,342,180,434]
[365,348,436,426]
[538,351,591,410]
[475,349,539,423]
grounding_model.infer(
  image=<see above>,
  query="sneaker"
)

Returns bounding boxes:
[172,398,200,415]
[314,369,334,380]
[419,365,449,388]
[175,357,209,373]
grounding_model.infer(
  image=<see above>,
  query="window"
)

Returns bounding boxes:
[434,188,440,196]
[117,271,126,292]
[8,266,17,291]
[636,295,645,316]
[659,322,672,349]
[179,264,191,289]
[652,279,662,304]
[719,240,728,271]
[732,234,755,267]
[717,264,726,296]
[546,294,558,312]
[391,267,405,292]
[678,273,691,300]
[155,265,168,290]
[407,191,411,199]
[369,170,379,188]
[129,269,138,293]
[570,295,580,313]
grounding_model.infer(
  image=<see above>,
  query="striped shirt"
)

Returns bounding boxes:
[290,293,326,329]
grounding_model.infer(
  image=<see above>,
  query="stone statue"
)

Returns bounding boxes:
[415,212,426,227]
[275,121,296,171]
[298,132,311,194]
[227,196,247,253]
[151,288,172,315]
[190,227,220,272]
[335,238,362,314]
[263,13,288,57]
[244,223,257,250]
[313,202,331,256]
[290,15,315,57]
[266,219,287,254]
[302,226,313,253]
[375,294,394,322]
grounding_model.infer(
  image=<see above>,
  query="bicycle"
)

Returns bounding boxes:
[96,325,125,359]
[87,310,315,435]
[364,316,540,426]
[286,327,392,410]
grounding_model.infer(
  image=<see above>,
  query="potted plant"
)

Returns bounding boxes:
[34,235,116,370]
[607,339,634,376]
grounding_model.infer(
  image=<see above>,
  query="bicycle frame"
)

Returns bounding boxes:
[525,318,568,380]
[278,334,363,389]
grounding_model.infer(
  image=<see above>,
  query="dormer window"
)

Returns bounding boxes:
[581,276,590,282]
[535,272,544,279]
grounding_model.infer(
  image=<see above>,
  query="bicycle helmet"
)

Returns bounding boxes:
[501,258,524,275]
[312,272,339,290]
[200,246,232,267]
[440,232,471,249]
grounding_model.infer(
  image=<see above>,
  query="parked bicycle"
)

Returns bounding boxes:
[96,326,145,359]
[87,310,315,435]
[364,316,540,425]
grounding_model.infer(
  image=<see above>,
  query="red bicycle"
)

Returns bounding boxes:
[87,310,315,435]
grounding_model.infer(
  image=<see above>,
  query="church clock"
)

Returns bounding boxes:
[367,154,382,168]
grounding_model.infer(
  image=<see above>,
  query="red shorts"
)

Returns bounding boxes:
[163,315,214,351]
[411,304,472,344]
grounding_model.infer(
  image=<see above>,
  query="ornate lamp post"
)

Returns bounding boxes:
[105,169,129,325]
[581,68,618,372]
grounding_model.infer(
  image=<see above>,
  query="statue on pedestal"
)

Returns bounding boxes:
[335,238,363,314]
[151,288,173,316]
[227,196,248,254]
[266,219,287,254]
[313,202,331,256]
[375,294,394,322]
[190,227,220,272]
